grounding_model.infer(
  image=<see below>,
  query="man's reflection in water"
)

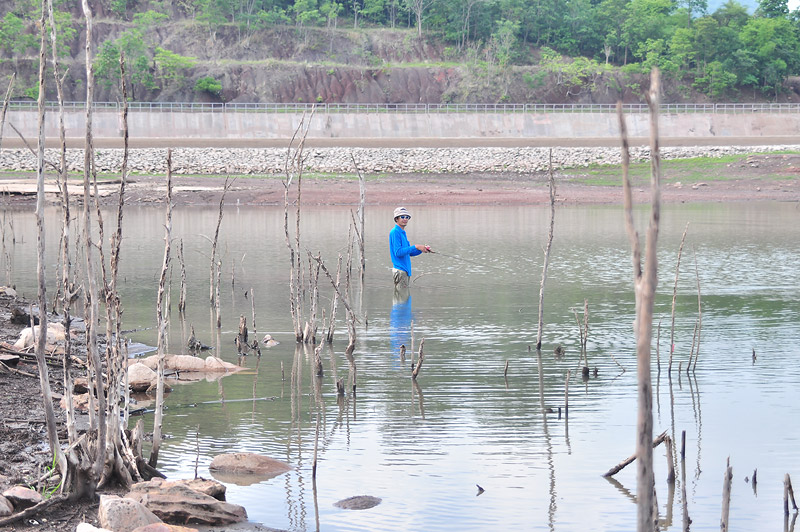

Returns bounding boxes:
[390,285,412,362]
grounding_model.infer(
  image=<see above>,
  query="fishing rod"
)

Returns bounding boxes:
[429,250,511,272]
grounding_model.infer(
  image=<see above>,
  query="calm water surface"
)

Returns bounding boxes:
[6,201,800,531]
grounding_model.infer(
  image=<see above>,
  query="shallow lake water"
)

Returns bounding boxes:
[5,201,800,531]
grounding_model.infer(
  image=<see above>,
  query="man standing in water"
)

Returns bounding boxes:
[389,206,432,290]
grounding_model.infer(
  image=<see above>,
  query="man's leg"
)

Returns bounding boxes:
[393,268,409,289]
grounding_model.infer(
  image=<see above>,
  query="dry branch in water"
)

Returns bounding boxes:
[412,339,425,379]
[669,223,689,374]
[536,150,557,350]
[603,431,668,477]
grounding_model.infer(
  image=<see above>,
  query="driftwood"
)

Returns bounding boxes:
[603,431,668,478]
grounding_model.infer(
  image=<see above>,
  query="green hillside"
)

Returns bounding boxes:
[1,0,800,103]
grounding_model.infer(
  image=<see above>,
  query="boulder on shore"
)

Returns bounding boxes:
[99,494,162,532]
[209,453,292,483]
[129,363,158,392]
[13,322,66,351]
[126,478,247,526]
[2,485,42,510]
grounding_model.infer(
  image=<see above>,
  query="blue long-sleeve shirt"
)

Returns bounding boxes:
[389,224,421,275]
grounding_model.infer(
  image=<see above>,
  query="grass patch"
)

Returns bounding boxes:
[559,151,800,186]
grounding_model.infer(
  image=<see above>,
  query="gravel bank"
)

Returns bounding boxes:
[2,145,799,174]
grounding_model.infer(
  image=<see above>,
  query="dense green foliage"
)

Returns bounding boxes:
[1,0,800,100]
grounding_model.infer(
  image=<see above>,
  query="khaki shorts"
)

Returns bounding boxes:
[392,268,409,288]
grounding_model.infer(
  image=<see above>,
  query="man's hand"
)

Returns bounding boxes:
[417,245,432,253]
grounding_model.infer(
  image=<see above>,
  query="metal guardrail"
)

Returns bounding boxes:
[6,101,800,114]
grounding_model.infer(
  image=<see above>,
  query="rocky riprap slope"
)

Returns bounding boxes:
[1,145,798,175]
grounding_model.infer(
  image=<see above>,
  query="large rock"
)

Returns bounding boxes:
[99,495,162,532]
[334,495,382,510]
[126,478,247,526]
[172,478,227,501]
[166,355,206,372]
[76,524,113,532]
[203,356,239,372]
[13,322,66,350]
[209,453,292,477]
[131,524,199,532]
[130,355,159,370]
[0,495,13,516]
[0,353,19,367]
[59,392,92,412]
[2,485,43,510]
[129,363,158,392]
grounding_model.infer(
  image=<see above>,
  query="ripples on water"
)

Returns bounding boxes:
[7,202,800,531]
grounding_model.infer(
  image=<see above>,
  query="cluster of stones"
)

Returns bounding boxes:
[1,144,797,175]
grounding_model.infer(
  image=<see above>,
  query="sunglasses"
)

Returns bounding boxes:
[398,215,411,220]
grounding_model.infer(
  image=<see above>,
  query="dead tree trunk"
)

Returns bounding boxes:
[80,0,108,491]
[325,255,343,343]
[351,153,366,286]
[536,150,557,350]
[720,458,733,531]
[34,0,66,483]
[209,177,233,310]
[283,112,314,342]
[178,239,187,313]
[149,150,173,469]
[0,73,15,150]
[618,68,662,532]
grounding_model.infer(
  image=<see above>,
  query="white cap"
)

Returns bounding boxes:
[393,207,410,219]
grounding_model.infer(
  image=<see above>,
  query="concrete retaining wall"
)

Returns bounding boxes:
[5,109,800,141]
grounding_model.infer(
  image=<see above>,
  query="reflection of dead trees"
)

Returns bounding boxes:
[619,68,662,532]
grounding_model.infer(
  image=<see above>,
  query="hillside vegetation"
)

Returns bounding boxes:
[2,0,800,103]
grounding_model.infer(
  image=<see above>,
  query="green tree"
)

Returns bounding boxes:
[693,60,737,96]
[194,75,222,95]
[294,0,323,26]
[0,12,37,56]
[738,16,800,94]
[621,0,675,63]
[154,47,197,86]
[755,0,788,18]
